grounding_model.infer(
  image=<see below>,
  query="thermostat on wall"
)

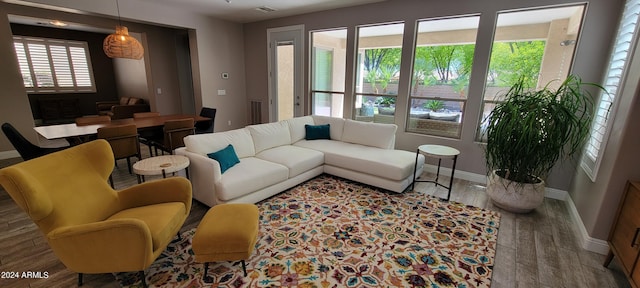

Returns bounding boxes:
[221,72,229,79]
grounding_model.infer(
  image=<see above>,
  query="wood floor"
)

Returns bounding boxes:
[0,148,631,288]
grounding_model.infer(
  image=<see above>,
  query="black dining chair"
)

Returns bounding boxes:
[1,123,67,161]
[195,107,216,134]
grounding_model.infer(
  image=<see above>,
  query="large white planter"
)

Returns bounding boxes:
[486,170,545,213]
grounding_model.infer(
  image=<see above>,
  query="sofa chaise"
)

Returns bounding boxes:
[176,115,425,207]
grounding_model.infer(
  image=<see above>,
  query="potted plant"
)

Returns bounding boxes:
[376,96,396,115]
[424,100,445,112]
[483,75,602,213]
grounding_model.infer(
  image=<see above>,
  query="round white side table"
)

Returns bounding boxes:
[411,144,460,201]
[133,155,190,183]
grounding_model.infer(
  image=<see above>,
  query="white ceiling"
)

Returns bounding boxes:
[6,0,582,36]
[132,0,386,23]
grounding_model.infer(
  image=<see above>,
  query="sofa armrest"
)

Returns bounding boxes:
[176,147,221,207]
[96,101,119,113]
[47,219,154,272]
[117,177,192,212]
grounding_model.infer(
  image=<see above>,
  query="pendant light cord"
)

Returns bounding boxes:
[116,0,122,26]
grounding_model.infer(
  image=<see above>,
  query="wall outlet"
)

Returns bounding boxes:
[217,89,226,96]
[228,120,232,126]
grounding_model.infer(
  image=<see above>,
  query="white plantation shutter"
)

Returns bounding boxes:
[582,0,640,181]
[13,36,95,93]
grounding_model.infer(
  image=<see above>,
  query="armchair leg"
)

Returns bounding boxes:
[203,262,210,282]
[177,231,182,241]
[126,157,132,174]
[139,271,147,288]
[108,174,115,189]
[242,260,247,277]
[78,273,83,286]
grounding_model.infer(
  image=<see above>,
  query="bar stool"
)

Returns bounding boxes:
[411,144,460,201]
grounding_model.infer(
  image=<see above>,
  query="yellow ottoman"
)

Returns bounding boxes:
[192,203,259,280]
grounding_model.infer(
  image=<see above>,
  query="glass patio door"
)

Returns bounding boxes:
[267,25,304,122]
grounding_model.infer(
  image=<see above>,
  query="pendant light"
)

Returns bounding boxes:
[103,0,144,60]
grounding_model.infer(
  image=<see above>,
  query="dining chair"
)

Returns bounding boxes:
[97,124,141,188]
[134,112,162,156]
[1,123,67,161]
[75,115,112,126]
[133,112,160,119]
[195,107,216,134]
[73,115,112,143]
[152,118,195,155]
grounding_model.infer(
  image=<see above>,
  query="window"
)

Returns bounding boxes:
[407,16,479,138]
[477,5,586,141]
[13,36,95,93]
[311,29,347,118]
[354,22,404,123]
[581,0,640,181]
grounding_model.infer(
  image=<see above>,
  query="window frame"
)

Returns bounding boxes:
[581,0,640,181]
[310,28,348,118]
[353,22,405,123]
[407,15,480,138]
[13,35,96,93]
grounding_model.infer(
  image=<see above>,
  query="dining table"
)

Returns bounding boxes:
[34,114,211,140]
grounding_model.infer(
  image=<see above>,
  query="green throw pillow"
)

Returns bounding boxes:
[207,144,240,173]
[305,124,330,140]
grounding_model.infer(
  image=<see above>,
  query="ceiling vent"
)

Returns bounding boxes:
[255,6,277,13]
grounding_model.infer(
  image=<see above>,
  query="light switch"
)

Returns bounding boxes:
[157,88,162,94]
[217,89,226,96]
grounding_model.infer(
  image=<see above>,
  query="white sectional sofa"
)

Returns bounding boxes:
[175,115,425,207]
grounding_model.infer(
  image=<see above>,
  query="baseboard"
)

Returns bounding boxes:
[422,164,486,184]
[0,150,19,160]
[566,196,610,255]
[544,187,568,201]
[422,164,568,201]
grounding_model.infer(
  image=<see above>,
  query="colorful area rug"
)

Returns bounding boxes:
[116,174,500,287]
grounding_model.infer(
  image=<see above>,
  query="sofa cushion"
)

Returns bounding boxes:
[107,202,186,251]
[341,119,397,149]
[305,124,330,140]
[119,97,130,105]
[311,115,345,141]
[216,157,289,201]
[207,144,240,173]
[127,97,144,105]
[295,140,417,181]
[285,116,315,143]
[184,128,255,158]
[248,122,291,153]
[256,145,324,178]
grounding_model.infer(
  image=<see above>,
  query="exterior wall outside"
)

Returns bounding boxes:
[242,0,626,243]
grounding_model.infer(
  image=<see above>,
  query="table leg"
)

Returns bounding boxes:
[185,167,190,180]
[446,155,458,201]
[411,149,419,191]
[435,158,442,186]
[162,169,167,178]
[137,174,142,184]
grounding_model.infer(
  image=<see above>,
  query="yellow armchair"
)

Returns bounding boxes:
[0,139,192,287]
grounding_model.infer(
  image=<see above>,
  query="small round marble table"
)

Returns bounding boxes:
[411,144,460,201]
[133,155,190,183]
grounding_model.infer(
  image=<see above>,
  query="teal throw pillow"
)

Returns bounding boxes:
[305,124,330,140]
[207,144,240,173]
